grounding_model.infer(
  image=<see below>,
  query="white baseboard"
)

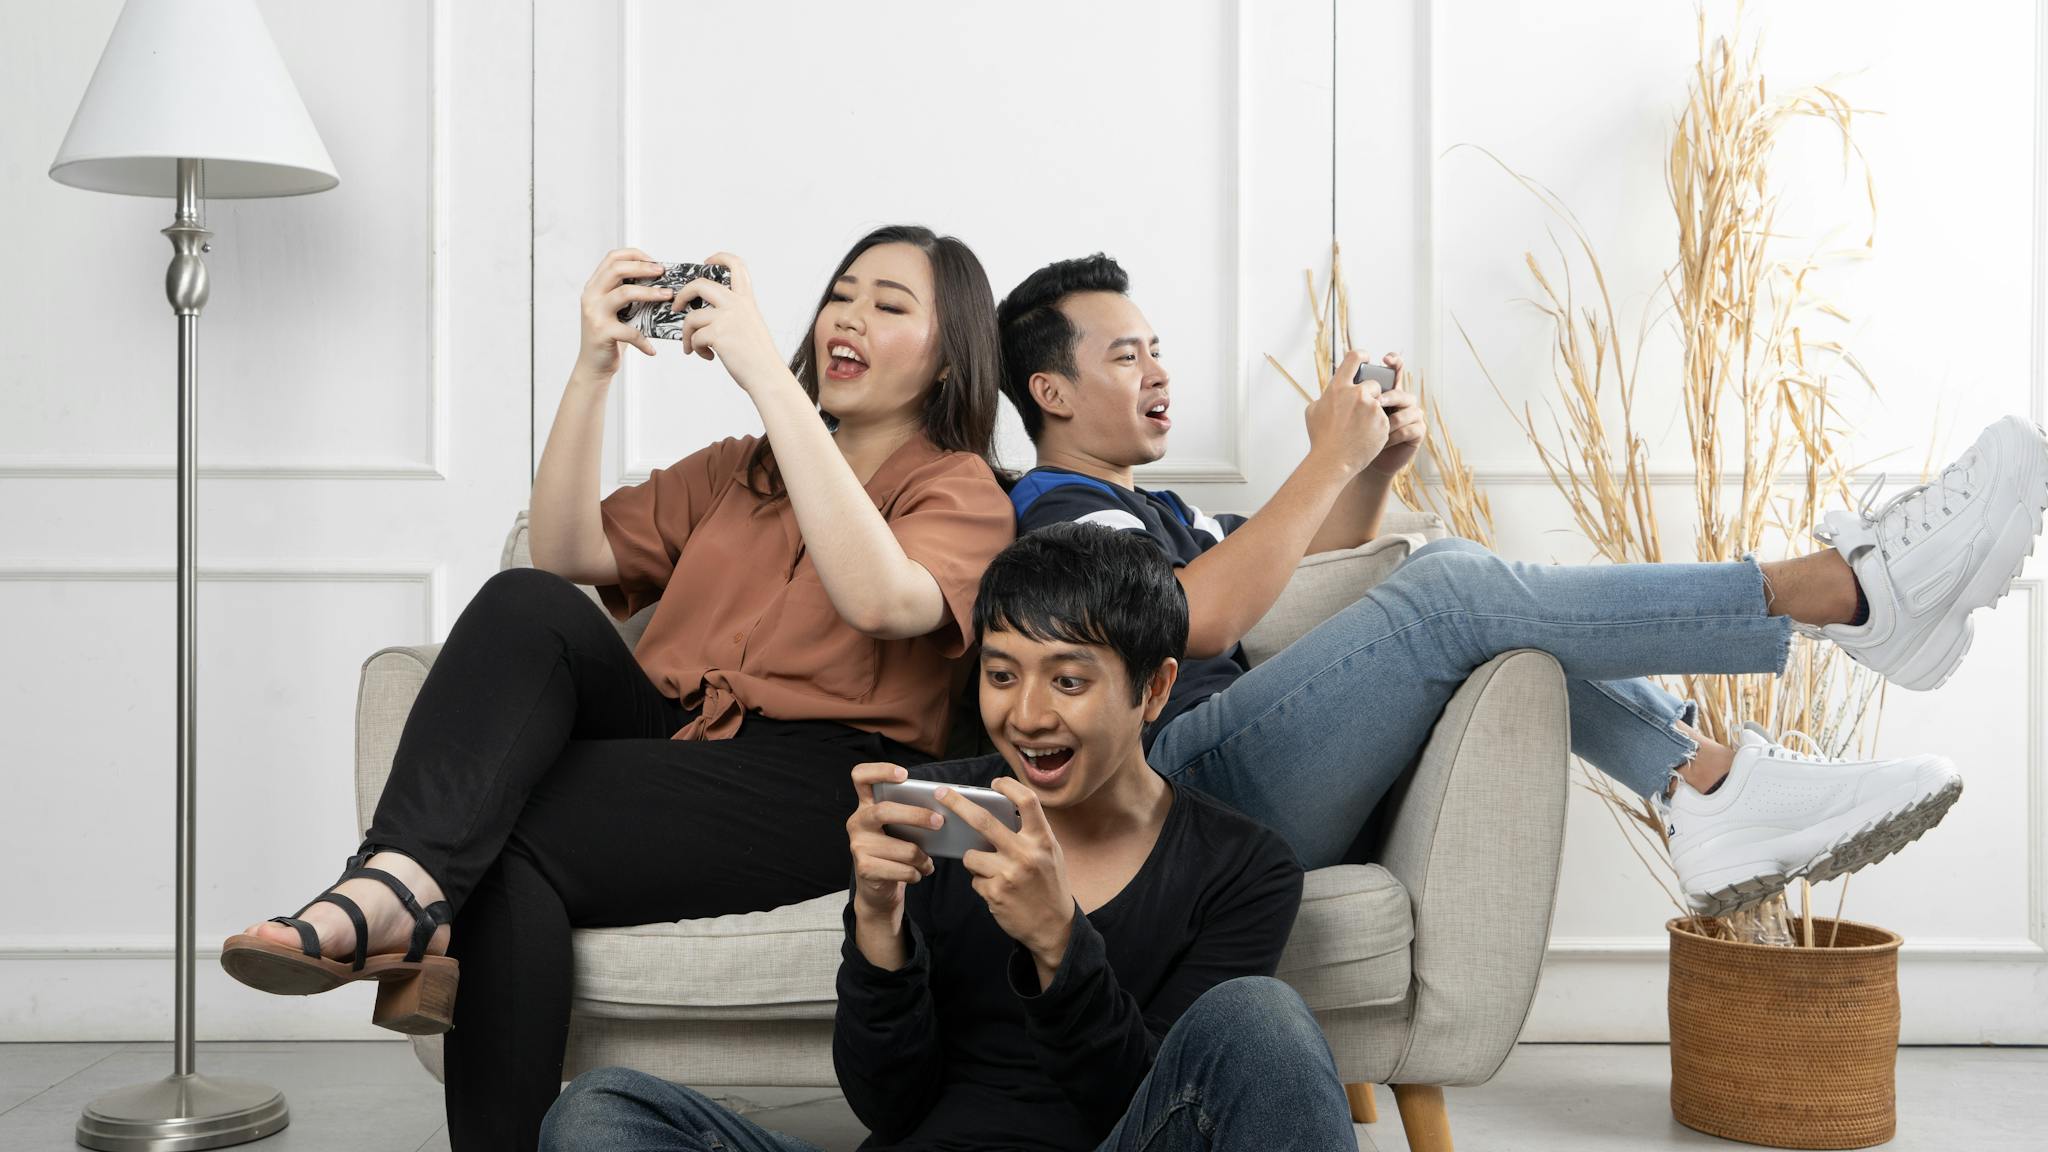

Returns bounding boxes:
[1525,942,2048,1044]
[1,951,394,1042]
[9,942,2044,1044]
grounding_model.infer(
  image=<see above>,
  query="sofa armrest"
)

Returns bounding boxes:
[355,644,442,836]
[504,509,655,647]
[1376,649,1569,1086]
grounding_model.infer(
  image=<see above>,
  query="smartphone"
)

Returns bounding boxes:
[616,261,733,342]
[1350,361,1399,392]
[872,779,1023,859]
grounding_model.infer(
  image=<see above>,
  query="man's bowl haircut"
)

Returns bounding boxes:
[994,253,1131,443]
[972,521,1188,704]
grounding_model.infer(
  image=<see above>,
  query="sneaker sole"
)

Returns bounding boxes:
[1805,776,1963,883]
[1877,418,2048,692]
[1683,774,1964,919]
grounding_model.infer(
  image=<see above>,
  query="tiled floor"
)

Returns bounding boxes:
[4,1041,2042,1150]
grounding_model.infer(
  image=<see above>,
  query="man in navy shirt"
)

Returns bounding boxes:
[992,253,2044,916]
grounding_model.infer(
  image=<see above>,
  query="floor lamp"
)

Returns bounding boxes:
[48,1,339,1148]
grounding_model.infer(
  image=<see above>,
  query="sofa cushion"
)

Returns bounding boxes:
[569,863,1412,1022]
[503,508,1446,670]
[505,510,660,648]
[1238,535,1428,666]
[572,893,848,1021]
[1276,864,1413,1010]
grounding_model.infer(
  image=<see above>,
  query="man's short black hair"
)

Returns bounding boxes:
[972,522,1186,704]
[995,253,1130,442]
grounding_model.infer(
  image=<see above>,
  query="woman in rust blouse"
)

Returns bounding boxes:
[221,225,1015,1150]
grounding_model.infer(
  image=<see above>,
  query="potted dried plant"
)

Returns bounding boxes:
[1274,10,1908,1149]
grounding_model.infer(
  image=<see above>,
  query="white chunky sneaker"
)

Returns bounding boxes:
[1662,723,1963,918]
[1809,415,2048,691]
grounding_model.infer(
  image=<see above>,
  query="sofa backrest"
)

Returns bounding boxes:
[503,509,1447,655]
[500,508,1447,755]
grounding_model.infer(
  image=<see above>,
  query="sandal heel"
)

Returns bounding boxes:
[371,955,459,1035]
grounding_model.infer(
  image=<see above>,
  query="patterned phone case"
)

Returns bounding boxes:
[617,261,734,341]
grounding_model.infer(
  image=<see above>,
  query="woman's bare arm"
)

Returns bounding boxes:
[529,249,672,583]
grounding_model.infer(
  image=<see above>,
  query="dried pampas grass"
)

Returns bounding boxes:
[1269,5,1889,941]
[1266,242,1498,546]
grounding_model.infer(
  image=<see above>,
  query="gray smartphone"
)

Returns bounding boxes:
[1351,361,1399,391]
[872,779,1023,859]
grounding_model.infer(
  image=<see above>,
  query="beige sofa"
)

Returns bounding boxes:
[353,511,1570,1151]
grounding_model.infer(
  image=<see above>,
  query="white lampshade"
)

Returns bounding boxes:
[49,0,338,198]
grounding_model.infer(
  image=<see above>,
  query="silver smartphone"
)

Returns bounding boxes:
[872,779,1023,859]
[1351,361,1399,391]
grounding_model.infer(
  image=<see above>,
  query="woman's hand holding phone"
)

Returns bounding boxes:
[575,248,668,380]
[670,251,790,395]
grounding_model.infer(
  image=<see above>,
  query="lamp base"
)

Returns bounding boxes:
[76,1074,288,1151]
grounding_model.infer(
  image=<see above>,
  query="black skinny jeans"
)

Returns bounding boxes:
[362,567,928,1152]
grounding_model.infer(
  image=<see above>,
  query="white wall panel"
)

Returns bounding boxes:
[1374,0,2048,1041]
[532,0,1341,494]
[1,0,445,477]
[612,0,1245,483]
[1425,0,2038,483]
[1,0,531,1039]
[6,0,2038,1044]
[0,573,432,1040]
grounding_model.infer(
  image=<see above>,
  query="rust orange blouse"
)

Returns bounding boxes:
[596,433,1014,758]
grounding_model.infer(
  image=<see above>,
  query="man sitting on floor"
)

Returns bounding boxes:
[541,523,1362,1151]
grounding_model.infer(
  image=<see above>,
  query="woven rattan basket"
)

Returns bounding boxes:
[1667,917,1901,1149]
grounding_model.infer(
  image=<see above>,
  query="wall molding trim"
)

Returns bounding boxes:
[612,0,1251,488]
[2033,0,2048,430]
[1546,935,2046,961]
[2026,576,2048,955]
[0,941,230,960]
[0,563,442,638]
[0,460,444,481]
[1451,463,1917,488]
[1135,0,1252,487]
[0,0,454,483]
[1422,0,2048,493]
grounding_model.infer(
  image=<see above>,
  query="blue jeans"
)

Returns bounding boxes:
[1148,538,1792,868]
[539,977,1354,1152]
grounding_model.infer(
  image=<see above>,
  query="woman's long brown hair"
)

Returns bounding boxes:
[743,224,1002,501]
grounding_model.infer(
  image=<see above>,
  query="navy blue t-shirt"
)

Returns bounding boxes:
[1010,468,1248,747]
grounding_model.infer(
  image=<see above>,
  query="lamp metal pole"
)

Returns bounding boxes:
[170,151,205,1083]
[75,157,292,1152]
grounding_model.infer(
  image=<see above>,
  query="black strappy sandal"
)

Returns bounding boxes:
[220,849,458,1035]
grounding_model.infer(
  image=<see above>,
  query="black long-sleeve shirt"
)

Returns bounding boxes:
[832,755,1305,1152]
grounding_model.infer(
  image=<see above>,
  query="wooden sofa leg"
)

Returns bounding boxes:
[1344,1082,1378,1123]
[1391,1084,1453,1152]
